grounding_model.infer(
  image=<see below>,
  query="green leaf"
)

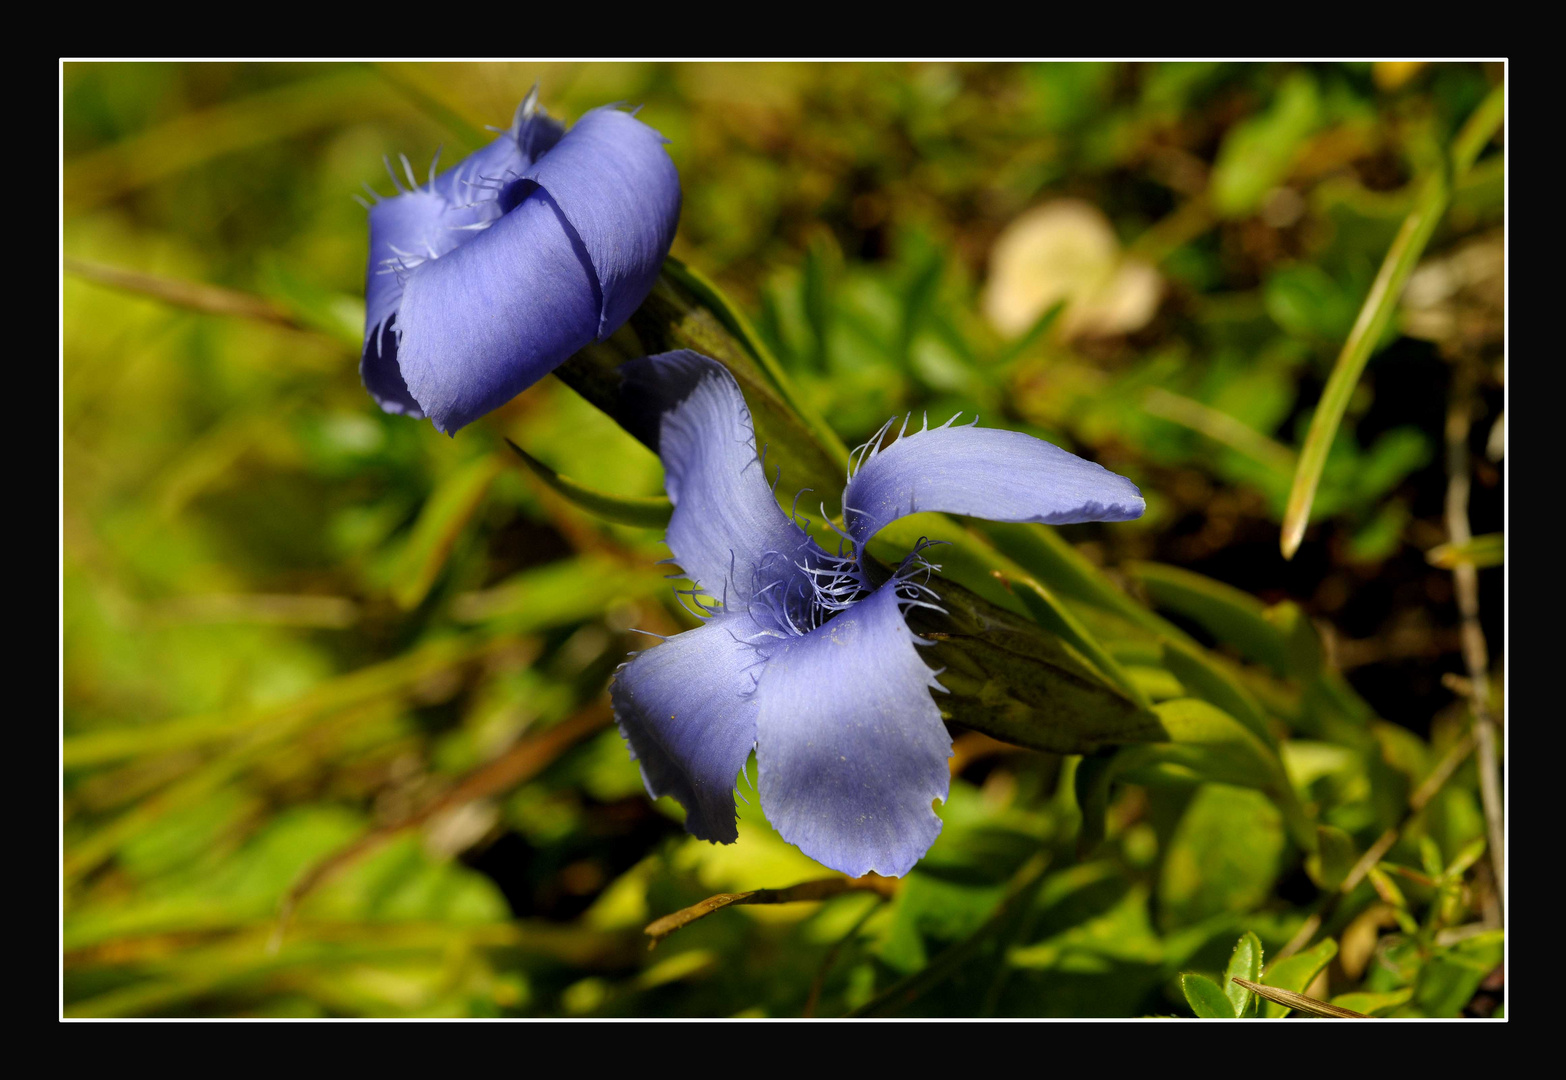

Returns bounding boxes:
[1224,932,1264,1017]
[1306,825,1357,890]
[1414,929,1503,1017]
[503,439,672,529]
[1427,533,1503,569]
[1330,987,1413,1016]
[1181,973,1236,1018]
[1443,837,1488,882]
[1133,562,1290,676]
[1419,835,1445,880]
[1159,784,1286,926]
[1152,698,1314,851]
[1076,698,1314,856]
[1210,72,1321,218]
[1142,387,1297,476]
[1280,85,1504,558]
[1367,865,1410,911]
[1159,640,1277,749]
[1261,938,1338,1017]
[1263,601,1323,681]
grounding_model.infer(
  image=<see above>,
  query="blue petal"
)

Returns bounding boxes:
[356,93,612,430]
[360,321,422,417]
[393,187,602,434]
[363,126,548,344]
[620,351,823,615]
[522,106,682,339]
[610,614,762,843]
[754,577,950,878]
[361,185,462,418]
[842,418,1145,548]
[360,130,538,420]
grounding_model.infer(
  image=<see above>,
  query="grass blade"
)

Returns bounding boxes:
[1280,85,1503,558]
[504,439,672,528]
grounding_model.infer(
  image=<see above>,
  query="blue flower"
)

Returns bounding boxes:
[360,89,681,435]
[611,350,1145,877]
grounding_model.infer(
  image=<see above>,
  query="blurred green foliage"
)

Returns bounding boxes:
[63,61,1504,1018]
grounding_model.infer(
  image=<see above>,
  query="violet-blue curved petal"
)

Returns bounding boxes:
[358,94,678,433]
[522,106,681,338]
[842,418,1145,548]
[360,130,536,420]
[610,613,762,843]
[754,578,951,878]
[393,188,601,434]
[620,350,823,616]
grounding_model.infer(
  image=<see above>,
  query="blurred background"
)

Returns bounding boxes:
[62,61,1504,1018]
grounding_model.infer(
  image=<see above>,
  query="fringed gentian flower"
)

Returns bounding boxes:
[611,350,1144,877]
[360,88,681,435]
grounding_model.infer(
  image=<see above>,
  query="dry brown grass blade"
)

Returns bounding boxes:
[1231,978,1367,1019]
[65,257,306,330]
[644,875,898,947]
[270,699,613,950]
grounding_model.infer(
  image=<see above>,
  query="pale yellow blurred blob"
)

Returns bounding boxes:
[1373,61,1427,92]
[982,199,1162,340]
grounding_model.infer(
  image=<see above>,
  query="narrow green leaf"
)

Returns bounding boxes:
[1443,837,1488,882]
[1133,561,1291,675]
[1427,532,1503,569]
[897,249,944,372]
[65,67,392,212]
[1182,973,1236,1018]
[1263,601,1324,682]
[1330,987,1412,1017]
[660,256,851,469]
[504,439,672,528]
[1142,387,1297,476]
[450,554,667,630]
[392,455,504,611]
[1159,640,1278,749]
[1261,938,1338,1017]
[983,522,1178,638]
[993,300,1067,371]
[802,238,836,373]
[1224,932,1264,1017]
[1010,577,1152,708]
[366,62,489,150]
[1367,865,1409,910]
[1281,85,1504,558]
